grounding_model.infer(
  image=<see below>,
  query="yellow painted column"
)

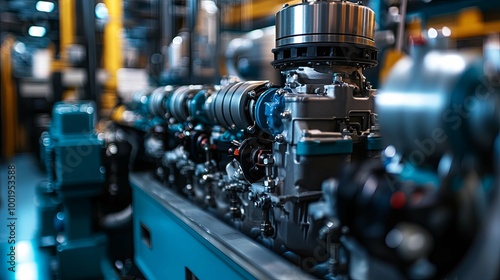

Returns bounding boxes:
[59,0,74,62]
[1,36,18,158]
[102,0,123,113]
[55,0,77,100]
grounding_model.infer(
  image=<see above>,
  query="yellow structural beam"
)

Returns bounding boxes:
[59,0,75,63]
[379,19,422,84]
[102,0,123,112]
[223,0,301,26]
[1,36,18,159]
[52,0,77,100]
[428,8,500,40]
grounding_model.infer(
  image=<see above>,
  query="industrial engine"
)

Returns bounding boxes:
[33,0,500,279]
[105,0,381,278]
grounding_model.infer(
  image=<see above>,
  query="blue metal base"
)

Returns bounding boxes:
[35,180,60,248]
[57,234,107,280]
[131,172,313,280]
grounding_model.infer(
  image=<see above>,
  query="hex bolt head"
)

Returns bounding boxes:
[275,134,285,143]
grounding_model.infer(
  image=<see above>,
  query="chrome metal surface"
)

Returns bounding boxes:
[376,51,483,164]
[168,85,203,122]
[149,86,174,118]
[275,0,376,47]
[209,81,267,130]
[225,26,280,84]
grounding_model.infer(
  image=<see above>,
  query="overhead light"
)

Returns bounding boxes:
[95,3,109,20]
[427,28,438,39]
[442,26,452,37]
[28,26,46,37]
[14,42,26,54]
[36,1,55,13]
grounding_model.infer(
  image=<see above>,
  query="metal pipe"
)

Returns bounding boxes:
[102,0,123,111]
[100,204,133,229]
[81,0,100,108]
[396,0,408,51]
[187,0,199,82]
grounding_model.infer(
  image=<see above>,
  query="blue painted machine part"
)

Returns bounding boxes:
[190,90,213,125]
[57,234,108,279]
[219,130,244,143]
[131,172,312,280]
[36,180,61,247]
[297,139,353,156]
[50,101,96,137]
[367,136,384,151]
[398,163,440,187]
[255,88,290,136]
[38,101,109,279]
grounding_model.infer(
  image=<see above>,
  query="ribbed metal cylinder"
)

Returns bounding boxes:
[208,81,269,130]
[168,85,203,122]
[148,86,175,118]
[275,0,375,48]
[272,0,377,69]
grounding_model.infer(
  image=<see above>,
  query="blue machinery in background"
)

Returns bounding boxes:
[38,101,118,279]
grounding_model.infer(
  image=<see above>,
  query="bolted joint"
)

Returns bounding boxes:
[247,191,256,201]
[262,156,274,165]
[230,206,242,218]
[320,218,342,241]
[275,134,285,143]
[276,88,287,96]
[247,90,256,99]
[263,177,274,187]
[254,195,271,208]
[246,125,256,134]
[280,110,292,120]
[261,220,274,237]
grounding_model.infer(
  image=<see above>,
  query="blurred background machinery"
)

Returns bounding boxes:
[1,0,500,279]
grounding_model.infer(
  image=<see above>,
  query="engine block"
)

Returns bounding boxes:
[107,1,382,277]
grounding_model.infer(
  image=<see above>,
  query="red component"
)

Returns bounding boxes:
[200,138,208,147]
[390,191,406,209]
[409,35,427,46]
[234,148,240,156]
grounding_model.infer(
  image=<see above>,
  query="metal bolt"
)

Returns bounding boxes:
[248,90,256,99]
[276,89,286,96]
[246,125,255,133]
[280,110,291,119]
[333,73,343,84]
[275,134,285,143]
[231,140,241,146]
[248,191,255,201]
[263,156,274,165]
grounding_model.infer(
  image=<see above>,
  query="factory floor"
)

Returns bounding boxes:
[0,154,52,280]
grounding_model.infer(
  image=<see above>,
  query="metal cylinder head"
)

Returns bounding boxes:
[272,0,377,70]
